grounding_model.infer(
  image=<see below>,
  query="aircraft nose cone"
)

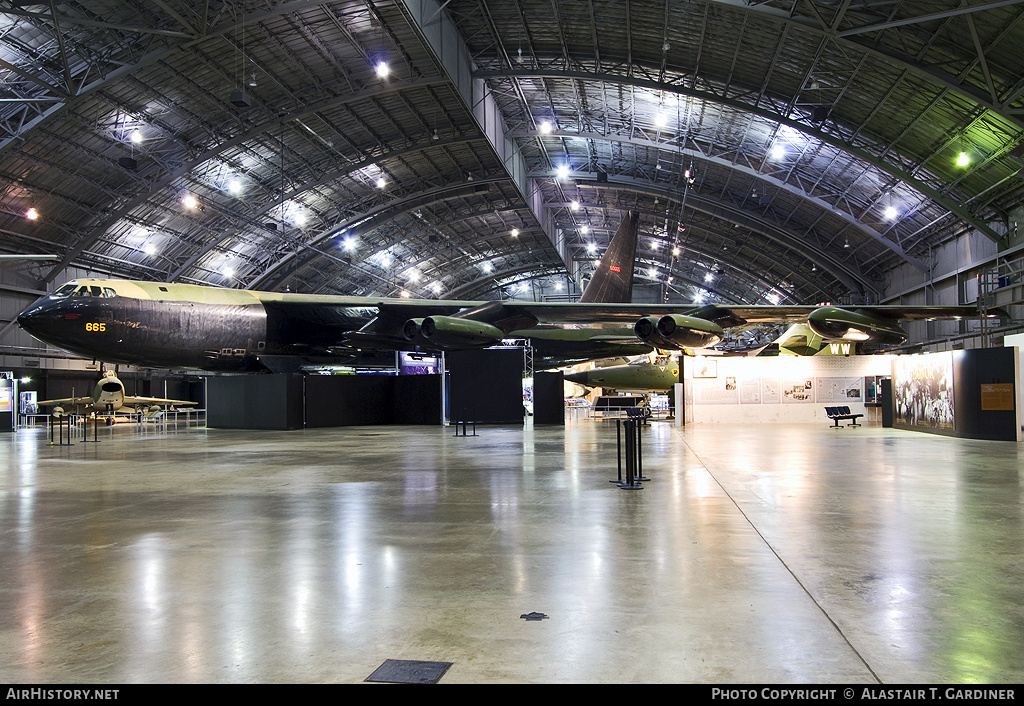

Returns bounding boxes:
[16,297,52,336]
[563,371,588,385]
[16,295,81,349]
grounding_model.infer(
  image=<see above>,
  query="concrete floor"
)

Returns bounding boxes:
[1,415,1022,684]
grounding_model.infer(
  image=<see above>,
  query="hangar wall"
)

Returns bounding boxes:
[881,220,1023,350]
[683,355,894,425]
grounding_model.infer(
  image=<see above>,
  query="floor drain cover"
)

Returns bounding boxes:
[365,659,453,684]
[520,611,549,621]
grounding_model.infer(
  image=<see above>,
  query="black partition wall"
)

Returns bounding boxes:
[304,374,442,427]
[207,374,304,430]
[447,348,524,424]
[533,371,565,425]
[208,373,442,429]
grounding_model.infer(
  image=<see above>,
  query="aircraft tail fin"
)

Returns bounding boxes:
[757,324,859,356]
[579,210,640,304]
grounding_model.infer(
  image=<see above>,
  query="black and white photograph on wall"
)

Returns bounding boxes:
[893,353,955,431]
[782,378,814,403]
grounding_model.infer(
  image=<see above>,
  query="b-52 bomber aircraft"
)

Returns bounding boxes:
[17,210,1002,373]
[37,370,197,420]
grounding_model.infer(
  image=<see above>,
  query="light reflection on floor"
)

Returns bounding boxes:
[1,419,1021,683]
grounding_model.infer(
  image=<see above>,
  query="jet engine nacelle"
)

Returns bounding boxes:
[634,316,685,350]
[807,306,907,345]
[403,315,504,350]
[635,314,724,349]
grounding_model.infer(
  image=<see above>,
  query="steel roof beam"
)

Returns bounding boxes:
[546,172,873,299]
[514,126,924,272]
[482,68,1005,246]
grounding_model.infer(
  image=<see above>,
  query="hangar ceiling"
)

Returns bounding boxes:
[1,0,1022,310]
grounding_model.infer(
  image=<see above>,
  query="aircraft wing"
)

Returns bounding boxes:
[37,396,93,407]
[509,303,995,325]
[122,396,197,407]
[436,302,995,333]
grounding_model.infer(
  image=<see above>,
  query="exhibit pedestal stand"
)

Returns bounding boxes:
[612,418,648,490]
[49,414,74,446]
[79,415,102,443]
[453,419,477,436]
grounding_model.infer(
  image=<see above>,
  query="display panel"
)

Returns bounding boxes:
[892,352,954,431]
[815,377,863,403]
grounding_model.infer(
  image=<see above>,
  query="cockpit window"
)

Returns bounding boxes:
[103,287,117,298]
[74,286,91,296]
[53,283,77,298]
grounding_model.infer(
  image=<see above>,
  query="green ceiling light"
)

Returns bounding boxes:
[956,132,971,167]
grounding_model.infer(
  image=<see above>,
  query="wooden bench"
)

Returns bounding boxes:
[825,405,863,428]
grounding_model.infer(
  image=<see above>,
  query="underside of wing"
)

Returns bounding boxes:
[122,396,197,407]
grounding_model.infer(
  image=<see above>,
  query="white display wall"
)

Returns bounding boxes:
[683,354,895,424]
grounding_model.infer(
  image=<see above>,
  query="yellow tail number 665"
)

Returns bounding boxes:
[85,322,106,332]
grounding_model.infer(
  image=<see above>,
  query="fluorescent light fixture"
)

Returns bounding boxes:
[376,177,386,189]
[228,179,242,195]
[539,121,552,134]
[511,228,519,237]
[25,207,38,220]
[556,164,570,180]
[183,195,198,209]
[376,61,389,78]
[770,145,785,160]
[956,151,970,167]
[884,206,897,220]
[131,130,143,144]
